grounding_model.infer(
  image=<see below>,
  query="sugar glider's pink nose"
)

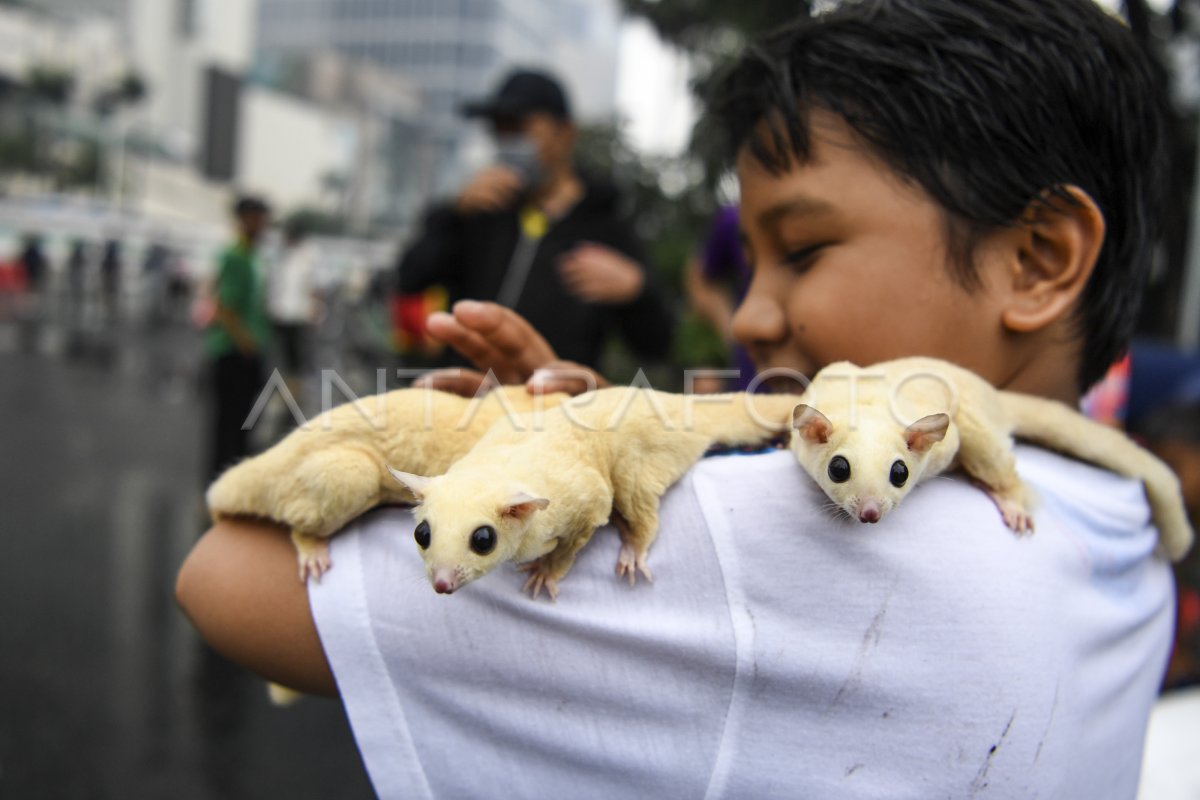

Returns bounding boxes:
[859,502,881,524]
[433,568,457,594]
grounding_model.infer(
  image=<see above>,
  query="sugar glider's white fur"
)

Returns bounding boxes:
[206,386,567,580]
[390,387,803,599]
[790,358,1193,561]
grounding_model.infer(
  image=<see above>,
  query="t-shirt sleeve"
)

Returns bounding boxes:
[307,521,434,799]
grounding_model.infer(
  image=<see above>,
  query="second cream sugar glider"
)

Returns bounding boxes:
[389,387,803,599]
[789,357,1193,561]
[206,386,568,581]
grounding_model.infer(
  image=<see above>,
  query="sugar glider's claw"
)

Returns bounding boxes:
[615,544,653,586]
[997,499,1035,537]
[521,570,559,601]
[294,537,333,584]
[519,559,559,601]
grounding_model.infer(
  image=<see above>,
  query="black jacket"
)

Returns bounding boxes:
[397,179,674,369]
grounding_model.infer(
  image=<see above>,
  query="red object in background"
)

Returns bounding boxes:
[1182,586,1200,634]
[1081,353,1131,426]
[390,287,448,353]
[0,259,28,294]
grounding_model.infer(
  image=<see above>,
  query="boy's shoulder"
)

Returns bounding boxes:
[690,445,1155,560]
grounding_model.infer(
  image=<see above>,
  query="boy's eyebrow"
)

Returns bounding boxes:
[757,196,836,226]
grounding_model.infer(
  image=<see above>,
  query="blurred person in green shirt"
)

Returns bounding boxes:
[206,196,271,483]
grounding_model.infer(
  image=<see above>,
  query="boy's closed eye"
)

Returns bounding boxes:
[781,242,833,273]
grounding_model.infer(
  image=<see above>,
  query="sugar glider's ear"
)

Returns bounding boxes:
[501,491,550,521]
[905,413,950,453]
[387,467,431,501]
[793,404,833,445]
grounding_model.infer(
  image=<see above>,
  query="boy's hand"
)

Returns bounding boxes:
[414,362,607,398]
[416,300,607,396]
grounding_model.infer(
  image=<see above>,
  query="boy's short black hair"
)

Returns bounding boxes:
[711,0,1170,391]
[233,195,270,218]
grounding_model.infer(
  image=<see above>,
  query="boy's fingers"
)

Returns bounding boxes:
[411,368,499,397]
[424,311,520,382]
[425,302,560,385]
[450,301,557,370]
[527,361,609,396]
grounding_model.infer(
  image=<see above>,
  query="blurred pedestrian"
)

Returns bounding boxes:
[397,68,674,372]
[683,205,756,391]
[18,233,46,297]
[66,239,88,302]
[266,220,318,402]
[205,196,271,483]
[142,241,172,326]
[100,238,122,325]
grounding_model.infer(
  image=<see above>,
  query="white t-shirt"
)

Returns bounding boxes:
[310,446,1174,800]
[267,242,316,324]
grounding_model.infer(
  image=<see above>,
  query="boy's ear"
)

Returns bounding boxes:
[999,185,1105,334]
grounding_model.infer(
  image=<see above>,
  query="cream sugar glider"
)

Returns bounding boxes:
[206,385,568,581]
[789,357,1193,562]
[389,387,802,599]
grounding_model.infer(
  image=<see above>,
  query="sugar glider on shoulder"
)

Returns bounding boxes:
[206,386,567,581]
[390,387,803,599]
[789,357,1192,561]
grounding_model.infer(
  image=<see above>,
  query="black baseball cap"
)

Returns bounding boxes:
[460,69,571,121]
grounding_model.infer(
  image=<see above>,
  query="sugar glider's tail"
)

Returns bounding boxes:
[998,391,1193,561]
[676,392,805,447]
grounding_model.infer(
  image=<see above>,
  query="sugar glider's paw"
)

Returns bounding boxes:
[970,478,1035,537]
[292,532,332,583]
[992,495,1035,536]
[517,559,560,601]
[615,543,654,586]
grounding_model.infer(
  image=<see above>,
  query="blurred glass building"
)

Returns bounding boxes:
[253,0,621,198]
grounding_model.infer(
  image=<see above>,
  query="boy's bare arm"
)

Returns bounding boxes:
[175,518,338,696]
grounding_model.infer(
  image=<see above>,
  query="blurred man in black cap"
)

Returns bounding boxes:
[396,67,674,372]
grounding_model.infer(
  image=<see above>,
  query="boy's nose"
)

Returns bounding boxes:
[731,288,788,354]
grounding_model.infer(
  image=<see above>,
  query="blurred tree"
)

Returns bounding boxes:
[56,140,103,189]
[619,0,810,53]
[619,0,812,190]
[93,71,148,116]
[282,207,349,236]
[576,120,711,290]
[25,65,74,107]
[0,131,40,174]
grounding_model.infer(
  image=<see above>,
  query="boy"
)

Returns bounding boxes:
[177,2,1177,796]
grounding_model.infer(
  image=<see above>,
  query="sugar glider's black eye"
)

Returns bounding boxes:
[470,525,497,555]
[890,460,909,488]
[414,520,431,550]
[828,456,851,483]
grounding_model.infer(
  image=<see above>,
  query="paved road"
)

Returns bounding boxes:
[0,297,377,798]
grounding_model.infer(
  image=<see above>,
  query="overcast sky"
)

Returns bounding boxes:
[615,0,1175,157]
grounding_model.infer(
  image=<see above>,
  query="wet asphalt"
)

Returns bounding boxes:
[0,291,378,799]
